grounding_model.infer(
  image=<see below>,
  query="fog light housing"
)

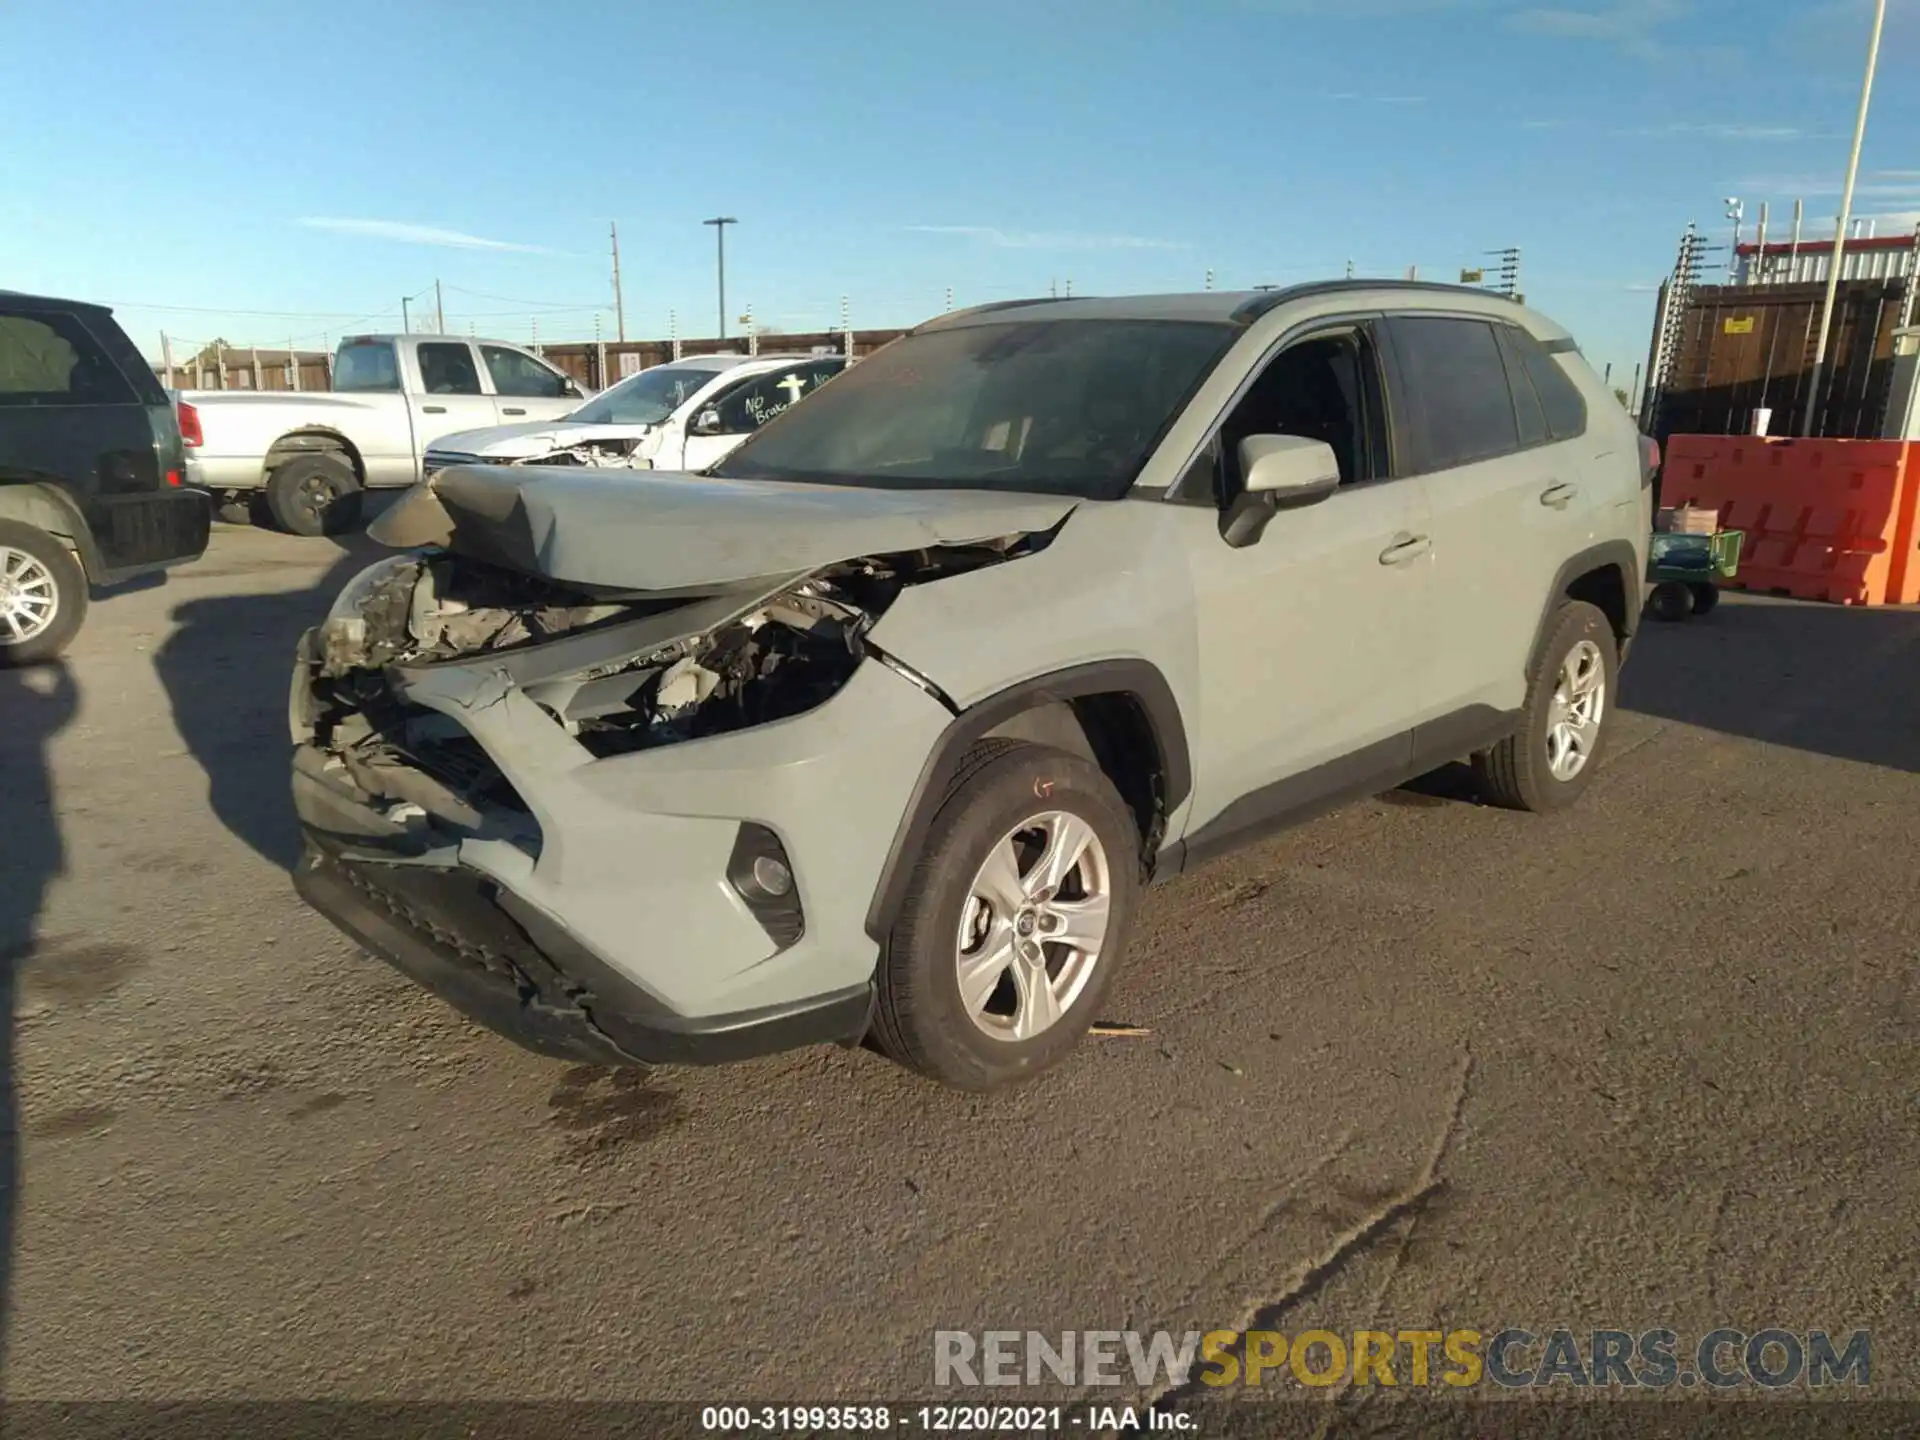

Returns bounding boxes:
[727,823,804,949]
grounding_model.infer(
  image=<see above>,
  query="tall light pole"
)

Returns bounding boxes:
[1803,0,1887,437]
[704,217,736,340]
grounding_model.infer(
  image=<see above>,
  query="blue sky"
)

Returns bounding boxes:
[3,0,1915,389]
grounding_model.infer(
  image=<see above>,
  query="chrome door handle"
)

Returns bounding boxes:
[422,405,447,414]
[502,407,526,415]
[1379,533,1431,565]
[1540,481,1579,509]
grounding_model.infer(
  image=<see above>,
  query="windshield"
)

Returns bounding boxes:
[710,319,1237,500]
[569,364,723,426]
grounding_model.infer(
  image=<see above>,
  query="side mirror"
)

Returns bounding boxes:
[1222,435,1340,548]
[690,407,723,436]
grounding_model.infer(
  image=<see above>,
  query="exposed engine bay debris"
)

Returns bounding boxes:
[301,525,1060,830]
[513,438,649,469]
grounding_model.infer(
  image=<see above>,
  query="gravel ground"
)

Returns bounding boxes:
[1,518,1915,1422]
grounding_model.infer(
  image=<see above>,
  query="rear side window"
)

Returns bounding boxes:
[1386,317,1519,473]
[333,341,400,392]
[1495,326,1550,448]
[1510,328,1589,441]
[0,310,137,407]
[417,343,483,396]
[481,345,569,398]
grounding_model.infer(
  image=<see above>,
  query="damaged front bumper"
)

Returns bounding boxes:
[288,554,959,1067]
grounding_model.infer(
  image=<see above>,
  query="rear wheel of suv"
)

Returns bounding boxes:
[872,739,1142,1091]
[0,521,87,668]
[267,454,363,537]
[1472,600,1616,813]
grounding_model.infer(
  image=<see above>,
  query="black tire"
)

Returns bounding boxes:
[0,520,88,668]
[1688,582,1721,615]
[1472,600,1618,814]
[1648,581,1693,622]
[871,739,1142,1091]
[215,497,256,527]
[266,454,363,537]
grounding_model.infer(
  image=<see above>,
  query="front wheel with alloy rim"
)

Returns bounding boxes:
[0,520,87,667]
[1471,599,1617,813]
[871,739,1142,1091]
[266,453,363,537]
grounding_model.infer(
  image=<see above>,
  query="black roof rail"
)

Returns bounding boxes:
[1230,278,1528,325]
[913,296,1077,331]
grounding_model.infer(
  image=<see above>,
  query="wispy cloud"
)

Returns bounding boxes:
[1521,118,1566,129]
[298,217,555,253]
[1731,177,1920,197]
[901,225,1189,252]
[1616,122,1810,140]
[1509,0,1715,62]
[1327,91,1428,103]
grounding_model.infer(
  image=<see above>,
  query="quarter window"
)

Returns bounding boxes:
[1387,317,1520,473]
[1511,329,1589,441]
[0,311,136,406]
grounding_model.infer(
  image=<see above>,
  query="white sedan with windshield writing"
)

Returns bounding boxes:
[424,352,847,475]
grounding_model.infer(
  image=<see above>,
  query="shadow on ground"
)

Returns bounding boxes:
[153,508,396,870]
[1619,594,1920,774]
[0,661,80,1376]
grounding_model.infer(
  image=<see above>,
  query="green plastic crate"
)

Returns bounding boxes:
[1648,528,1742,583]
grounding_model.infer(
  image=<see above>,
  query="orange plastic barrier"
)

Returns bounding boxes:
[1660,436,1920,606]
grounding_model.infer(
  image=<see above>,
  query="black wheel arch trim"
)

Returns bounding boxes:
[1533,539,1640,674]
[864,658,1191,942]
[0,479,104,581]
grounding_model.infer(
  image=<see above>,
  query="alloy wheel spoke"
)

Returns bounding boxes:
[1010,951,1063,1040]
[1044,891,1110,953]
[972,837,1027,915]
[1030,813,1095,899]
[957,934,1017,1019]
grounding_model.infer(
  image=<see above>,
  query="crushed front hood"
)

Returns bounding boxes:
[428,421,651,459]
[368,465,1079,593]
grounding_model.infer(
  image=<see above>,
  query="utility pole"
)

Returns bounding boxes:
[435,279,445,332]
[610,221,627,341]
[704,216,736,339]
[288,335,299,391]
[1803,0,1887,436]
[160,331,174,388]
[944,286,953,312]
[1065,278,1073,298]
[401,296,411,334]
[671,310,681,361]
[840,295,852,358]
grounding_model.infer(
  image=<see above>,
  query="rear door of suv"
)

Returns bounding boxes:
[1378,313,1595,721]
[0,297,208,577]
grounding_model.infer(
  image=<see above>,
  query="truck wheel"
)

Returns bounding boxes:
[1687,582,1720,615]
[1647,581,1693,622]
[1472,600,1617,814]
[0,521,88,668]
[267,454,363,537]
[870,739,1142,1091]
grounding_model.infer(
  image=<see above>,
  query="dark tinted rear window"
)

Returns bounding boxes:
[1512,328,1589,440]
[1388,316,1519,472]
[1496,326,1550,448]
[0,310,137,407]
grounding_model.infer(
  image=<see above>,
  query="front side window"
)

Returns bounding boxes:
[712,320,1237,500]
[710,360,845,435]
[416,342,482,396]
[1214,328,1387,499]
[333,341,400,393]
[0,311,136,407]
[482,345,569,399]
[571,365,725,426]
[1386,316,1521,473]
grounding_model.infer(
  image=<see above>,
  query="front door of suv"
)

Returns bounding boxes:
[1172,321,1436,854]
[1379,315,1597,720]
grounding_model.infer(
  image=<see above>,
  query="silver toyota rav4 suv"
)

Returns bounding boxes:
[290,282,1652,1091]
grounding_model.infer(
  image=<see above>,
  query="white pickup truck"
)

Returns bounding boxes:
[181,334,588,534]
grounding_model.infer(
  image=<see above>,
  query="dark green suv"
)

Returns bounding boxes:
[0,290,211,665]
